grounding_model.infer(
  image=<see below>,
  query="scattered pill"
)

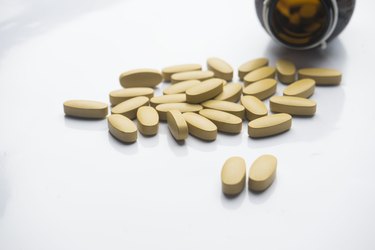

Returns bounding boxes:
[163,80,201,95]
[186,78,224,104]
[136,106,159,136]
[248,154,277,192]
[276,59,296,84]
[201,100,245,119]
[240,96,268,121]
[238,58,269,80]
[243,78,277,100]
[298,68,342,85]
[166,110,188,141]
[109,87,154,106]
[119,69,163,88]
[63,100,108,119]
[207,57,234,81]
[171,70,214,83]
[199,109,242,134]
[283,78,316,98]
[248,113,292,138]
[244,66,276,85]
[150,94,186,107]
[221,156,246,196]
[107,114,137,143]
[214,83,242,102]
[182,112,217,141]
[162,64,202,81]
[155,103,203,121]
[270,96,317,116]
[111,96,149,119]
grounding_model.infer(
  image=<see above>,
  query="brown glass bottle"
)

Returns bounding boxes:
[255,0,356,49]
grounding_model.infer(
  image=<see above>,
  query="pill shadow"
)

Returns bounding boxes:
[248,178,277,204]
[215,131,244,147]
[158,124,189,156]
[220,189,246,210]
[63,115,108,131]
[137,133,160,148]
[107,133,139,155]
[186,136,218,152]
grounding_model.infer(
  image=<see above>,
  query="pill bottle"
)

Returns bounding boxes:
[255,0,356,49]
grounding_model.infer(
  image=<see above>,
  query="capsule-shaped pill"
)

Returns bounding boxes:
[63,100,108,119]
[214,83,242,102]
[207,57,234,81]
[111,96,149,119]
[163,80,201,95]
[107,114,137,143]
[162,64,202,82]
[248,113,292,138]
[136,106,159,136]
[119,69,163,88]
[276,59,296,84]
[171,70,214,84]
[238,58,269,80]
[201,100,245,119]
[243,78,277,100]
[283,79,316,98]
[270,96,317,116]
[199,109,242,134]
[221,156,246,196]
[155,103,203,121]
[248,154,277,192]
[182,112,217,141]
[150,94,186,107]
[186,78,224,104]
[109,88,154,106]
[240,96,268,121]
[244,66,275,85]
[298,68,342,85]
[166,110,188,141]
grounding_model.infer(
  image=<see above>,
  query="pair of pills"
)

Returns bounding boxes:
[221,155,277,195]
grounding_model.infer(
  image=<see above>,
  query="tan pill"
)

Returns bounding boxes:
[107,114,137,143]
[111,96,149,119]
[276,59,296,84]
[244,66,275,85]
[270,96,317,116]
[119,69,163,88]
[199,109,242,134]
[171,70,214,84]
[186,78,224,104]
[283,79,316,98]
[155,103,203,121]
[240,96,268,121]
[248,113,292,138]
[238,58,269,80]
[207,57,234,81]
[248,154,277,192]
[221,156,246,196]
[201,100,245,119]
[182,112,217,141]
[298,68,342,85]
[163,80,201,95]
[63,100,108,119]
[166,110,188,141]
[243,78,277,100]
[109,87,154,106]
[136,106,159,136]
[214,83,242,102]
[162,64,202,81]
[150,94,186,107]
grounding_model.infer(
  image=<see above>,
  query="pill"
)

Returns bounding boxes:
[63,100,108,119]
[107,114,137,143]
[186,78,224,104]
[270,96,317,116]
[248,113,292,138]
[119,68,163,88]
[242,78,277,100]
[166,110,188,141]
[163,80,201,95]
[221,156,246,196]
[207,57,234,81]
[248,154,277,192]
[182,112,217,141]
[240,96,268,121]
[136,106,159,136]
[214,83,242,102]
[111,96,149,119]
[298,68,342,85]
[109,87,154,106]
[243,66,275,85]
[276,59,296,84]
[238,58,269,80]
[201,100,245,119]
[171,70,214,84]
[199,109,242,134]
[162,64,202,81]
[155,103,203,121]
[283,79,316,98]
[150,94,186,107]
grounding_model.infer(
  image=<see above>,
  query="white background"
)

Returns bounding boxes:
[0,0,374,249]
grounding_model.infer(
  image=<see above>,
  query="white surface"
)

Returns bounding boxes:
[0,0,374,249]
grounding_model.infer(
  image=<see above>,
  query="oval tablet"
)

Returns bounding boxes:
[199,109,242,134]
[155,103,203,121]
[248,113,292,138]
[240,96,268,121]
[221,156,246,196]
[163,80,201,95]
[238,58,269,80]
[276,59,296,84]
[167,110,188,141]
[243,78,277,100]
[63,100,108,119]
[182,112,217,141]
[119,68,163,88]
[109,87,154,106]
[171,70,214,84]
[162,64,202,82]
[111,96,149,119]
[186,78,224,104]
[298,68,342,85]
[201,100,245,119]
[248,154,277,192]
[214,83,242,102]
[107,114,137,143]
[150,94,186,107]
[283,79,316,98]
[244,66,275,85]
[270,96,317,116]
[136,106,159,136]
[207,57,234,81]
